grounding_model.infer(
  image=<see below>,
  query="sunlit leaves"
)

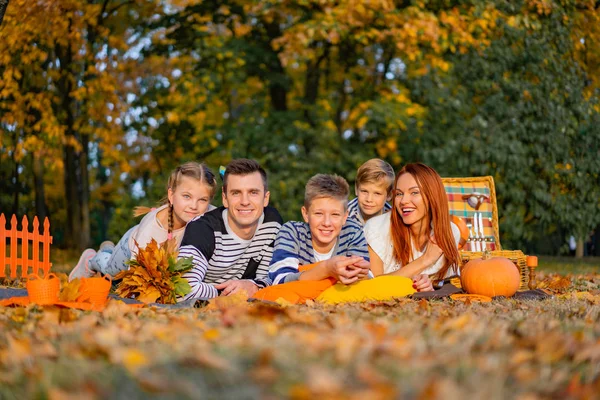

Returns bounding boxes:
[114,238,193,304]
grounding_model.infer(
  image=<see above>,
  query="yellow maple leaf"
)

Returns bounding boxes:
[138,286,161,304]
[59,279,82,302]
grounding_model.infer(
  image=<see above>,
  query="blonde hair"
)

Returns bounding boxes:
[133,162,217,235]
[304,174,350,210]
[355,158,395,195]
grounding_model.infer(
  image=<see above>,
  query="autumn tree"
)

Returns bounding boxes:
[136,0,501,221]
[1,0,161,249]
[409,0,600,254]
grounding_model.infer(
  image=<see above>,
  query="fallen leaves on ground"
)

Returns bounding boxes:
[0,272,598,399]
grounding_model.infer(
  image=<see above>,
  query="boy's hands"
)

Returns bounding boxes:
[215,279,258,297]
[326,256,370,285]
[347,258,370,281]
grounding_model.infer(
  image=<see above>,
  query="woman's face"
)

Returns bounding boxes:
[394,173,429,227]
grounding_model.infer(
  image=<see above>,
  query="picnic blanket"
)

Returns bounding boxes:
[412,284,552,300]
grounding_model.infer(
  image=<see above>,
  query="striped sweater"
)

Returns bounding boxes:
[268,219,370,285]
[178,206,282,300]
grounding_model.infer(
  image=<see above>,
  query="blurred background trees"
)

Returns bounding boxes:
[1,0,599,257]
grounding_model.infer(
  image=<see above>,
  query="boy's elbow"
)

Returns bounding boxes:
[269,272,284,285]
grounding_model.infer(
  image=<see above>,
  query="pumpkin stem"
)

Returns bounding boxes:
[482,249,492,260]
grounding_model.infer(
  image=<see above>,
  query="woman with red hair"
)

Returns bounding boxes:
[364,163,461,291]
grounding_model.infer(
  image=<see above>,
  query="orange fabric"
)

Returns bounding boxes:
[0,296,30,307]
[253,277,336,304]
[252,262,334,304]
[298,263,318,272]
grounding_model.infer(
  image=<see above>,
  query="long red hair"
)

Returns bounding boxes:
[390,163,460,281]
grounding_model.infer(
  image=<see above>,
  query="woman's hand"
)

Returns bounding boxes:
[412,274,434,292]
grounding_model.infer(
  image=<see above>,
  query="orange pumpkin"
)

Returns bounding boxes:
[460,252,520,297]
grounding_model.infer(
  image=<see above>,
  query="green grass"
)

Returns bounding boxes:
[538,256,600,275]
[50,248,82,274]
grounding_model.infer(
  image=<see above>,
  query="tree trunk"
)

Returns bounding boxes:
[10,129,19,215]
[575,237,584,258]
[63,142,82,249]
[56,27,84,250]
[0,0,9,26]
[593,225,600,256]
[79,133,91,249]
[11,150,18,215]
[263,21,288,112]
[32,153,48,224]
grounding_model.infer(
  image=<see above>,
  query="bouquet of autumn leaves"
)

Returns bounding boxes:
[114,238,193,304]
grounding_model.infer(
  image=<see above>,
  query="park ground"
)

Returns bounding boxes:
[0,253,598,399]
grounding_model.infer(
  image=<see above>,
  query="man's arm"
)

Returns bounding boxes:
[178,217,218,300]
[179,247,219,299]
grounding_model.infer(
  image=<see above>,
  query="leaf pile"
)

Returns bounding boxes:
[1,271,599,399]
[114,239,193,304]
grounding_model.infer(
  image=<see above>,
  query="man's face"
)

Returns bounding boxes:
[222,171,270,237]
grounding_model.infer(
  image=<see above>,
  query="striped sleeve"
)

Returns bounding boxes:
[268,222,303,285]
[179,244,219,300]
[340,220,370,261]
[177,214,219,300]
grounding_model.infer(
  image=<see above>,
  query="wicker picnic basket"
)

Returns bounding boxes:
[441,177,536,290]
[27,273,60,305]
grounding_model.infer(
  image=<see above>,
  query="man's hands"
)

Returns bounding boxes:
[412,273,434,292]
[326,255,371,285]
[214,279,259,297]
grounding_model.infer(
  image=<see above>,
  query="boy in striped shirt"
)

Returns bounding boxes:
[268,174,370,285]
[179,159,283,300]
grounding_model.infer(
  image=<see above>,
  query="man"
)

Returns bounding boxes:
[178,159,282,299]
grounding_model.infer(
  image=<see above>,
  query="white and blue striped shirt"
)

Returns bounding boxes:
[268,219,370,285]
[347,197,392,226]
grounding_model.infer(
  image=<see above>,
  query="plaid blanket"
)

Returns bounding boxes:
[444,181,497,251]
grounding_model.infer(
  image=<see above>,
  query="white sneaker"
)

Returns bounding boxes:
[69,248,97,281]
[99,240,115,252]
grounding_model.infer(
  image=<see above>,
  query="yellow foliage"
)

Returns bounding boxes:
[59,279,82,302]
[114,239,193,304]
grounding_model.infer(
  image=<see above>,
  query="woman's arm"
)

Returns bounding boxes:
[386,241,443,279]
[368,245,384,277]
